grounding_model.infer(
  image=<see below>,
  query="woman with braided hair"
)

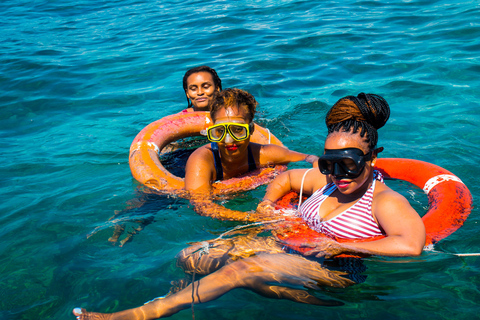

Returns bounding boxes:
[72,93,425,320]
[257,92,425,257]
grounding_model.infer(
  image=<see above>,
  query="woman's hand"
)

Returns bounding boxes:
[302,238,346,259]
[305,154,319,166]
[256,199,276,216]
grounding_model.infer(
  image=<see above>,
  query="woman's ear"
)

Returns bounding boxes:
[249,122,255,134]
[371,147,384,166]
[375,147,384,155]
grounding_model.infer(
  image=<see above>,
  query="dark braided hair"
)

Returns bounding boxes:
[210,88,257,123]
[182,66,222,108]
[325,93,390,150]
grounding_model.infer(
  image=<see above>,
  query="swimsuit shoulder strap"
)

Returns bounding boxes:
[210,142,223,181]
[298,168,315,207]
[373,170,384,183]
[247,145,257,172]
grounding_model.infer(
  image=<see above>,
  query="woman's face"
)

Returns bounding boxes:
[185,72,218,111]
[212,105,251,157]
[323,131,374,196]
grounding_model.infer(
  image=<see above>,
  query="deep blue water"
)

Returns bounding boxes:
[1,0,480,319]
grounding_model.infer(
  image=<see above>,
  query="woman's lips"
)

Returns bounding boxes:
[225,145,238,151]
[335,179,351,188]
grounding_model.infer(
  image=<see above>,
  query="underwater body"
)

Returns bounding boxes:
[1,0,480,319]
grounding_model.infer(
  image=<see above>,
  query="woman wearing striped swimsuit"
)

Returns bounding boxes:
[298,170,385,240]
[258,93,425,258]
[73,93,426,320]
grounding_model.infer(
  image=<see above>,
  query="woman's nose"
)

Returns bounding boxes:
[224,132,233,143]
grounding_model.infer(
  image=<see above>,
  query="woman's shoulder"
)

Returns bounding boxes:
[186,144,215,168]
[373,182,414,212]
[185,144,216,188]
[283,168,328,194]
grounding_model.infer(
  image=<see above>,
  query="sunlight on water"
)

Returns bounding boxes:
[1,0,480,319]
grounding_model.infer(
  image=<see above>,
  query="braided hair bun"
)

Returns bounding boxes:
[325,93,390,149]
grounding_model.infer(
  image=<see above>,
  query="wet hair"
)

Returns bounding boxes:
[325,93,390,150]
[210,88,257,123]
[183,66,222,108]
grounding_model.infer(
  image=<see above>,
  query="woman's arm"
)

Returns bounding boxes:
[185,146,271,221]
[351,190,425,256]
[184,146,215,192]
[259,144,319,166]
[257,168,326,214]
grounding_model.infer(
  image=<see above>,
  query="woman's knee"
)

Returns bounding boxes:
[176,242,231,275]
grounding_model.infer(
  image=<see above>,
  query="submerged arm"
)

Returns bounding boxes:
[185,146,270,222]
[188,193,261,221]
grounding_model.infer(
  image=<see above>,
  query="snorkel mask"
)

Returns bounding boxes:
[318,148,375,179]
[206,122,254,142]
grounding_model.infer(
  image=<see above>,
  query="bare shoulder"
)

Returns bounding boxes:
[374,182,408,202]
[373,182,418,215]
[188,143,214,159]
[185,144,216,190]
[372,181,425,246]
[286,168,327,195]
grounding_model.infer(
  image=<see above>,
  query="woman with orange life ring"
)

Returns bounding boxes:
[110,70,287,245]
[257,93,425,257]
[73,93,431,320]
[184,88,318,220]
[131,65,286,194]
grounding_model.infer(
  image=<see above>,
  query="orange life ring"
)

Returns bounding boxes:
[129,111,286,194]
[275,158,473,253]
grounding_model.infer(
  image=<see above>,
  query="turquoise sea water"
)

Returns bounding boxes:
[1,0,480,319]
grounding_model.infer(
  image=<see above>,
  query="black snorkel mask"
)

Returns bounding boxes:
[318,147,381,179]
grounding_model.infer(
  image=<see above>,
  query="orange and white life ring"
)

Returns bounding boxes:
[274,158,473,253]
[129,111,286,194]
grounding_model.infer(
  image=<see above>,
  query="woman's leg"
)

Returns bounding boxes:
[73,251,353,320]
[72,256,259,320]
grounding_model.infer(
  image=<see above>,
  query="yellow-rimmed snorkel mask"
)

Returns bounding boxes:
[206,122,253,142]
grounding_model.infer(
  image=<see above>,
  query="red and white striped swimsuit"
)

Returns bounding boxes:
[298,170,386,240]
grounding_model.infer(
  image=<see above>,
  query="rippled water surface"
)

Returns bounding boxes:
[1,1,480,319]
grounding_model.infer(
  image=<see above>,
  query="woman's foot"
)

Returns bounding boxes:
[73,298,165,320]
[72,308,124,320]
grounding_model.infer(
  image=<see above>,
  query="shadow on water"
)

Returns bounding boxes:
[86,145,201,247]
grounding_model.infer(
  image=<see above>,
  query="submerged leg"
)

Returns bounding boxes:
[73,252,353,320]
[249,284,343,306]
